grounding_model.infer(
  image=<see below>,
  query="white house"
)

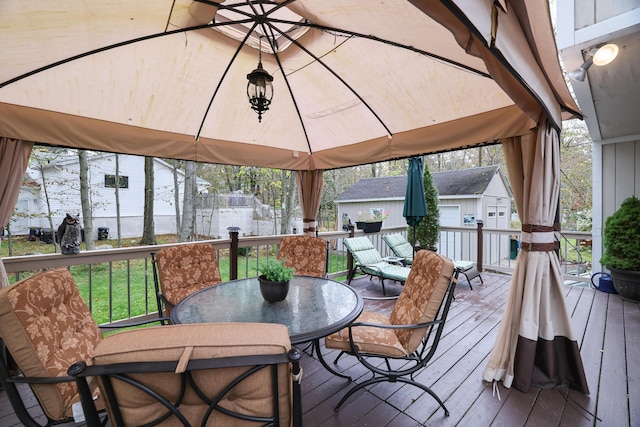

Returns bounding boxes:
[335,165,513,260]
[14,154,210,240]
[557,1,640,273]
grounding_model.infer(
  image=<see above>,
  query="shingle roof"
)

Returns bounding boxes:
[335,165,502,201]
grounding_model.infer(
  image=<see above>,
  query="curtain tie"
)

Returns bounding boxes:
[520,223,559,252]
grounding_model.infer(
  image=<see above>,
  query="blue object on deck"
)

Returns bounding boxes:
[591,272,617,294]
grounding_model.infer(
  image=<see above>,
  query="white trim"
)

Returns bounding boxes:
[575,11,640,46]
[595,133,640,145]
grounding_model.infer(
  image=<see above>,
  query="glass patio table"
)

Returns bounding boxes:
[171,275,364,377]
[171,275,363,344]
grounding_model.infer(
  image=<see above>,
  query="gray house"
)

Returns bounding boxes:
[335,165,513,260]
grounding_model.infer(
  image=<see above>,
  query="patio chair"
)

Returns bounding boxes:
[278,235,328,277]
[382,233,415,265]
[383,233,482,289]
[343,236,411,295]
[151,242,222,319]
[0,268,165,427]
[69,323,303,427]
[453,259,483,290]
[325,249,458,415]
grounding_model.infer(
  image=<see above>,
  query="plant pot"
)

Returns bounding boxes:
[355,221,382,233]
[258,275,290,302]
[608,267,640,302]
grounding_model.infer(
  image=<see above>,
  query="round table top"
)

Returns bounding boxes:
[170,275,364,345]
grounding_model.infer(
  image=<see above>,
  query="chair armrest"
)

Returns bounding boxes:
[362,295,399,301]
[5,374,76,385]
[348,319,443,332]
[99,316,170,331]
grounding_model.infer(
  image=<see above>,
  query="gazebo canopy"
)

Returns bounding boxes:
[0,0,578,170]
[0,0,591,397]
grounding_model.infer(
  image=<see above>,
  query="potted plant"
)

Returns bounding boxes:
[600,195,640,302]
[355,210,389,233]
[409,165,440,251]
[258,259,295,302]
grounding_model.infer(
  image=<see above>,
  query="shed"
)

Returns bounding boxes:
[335,165,513,259]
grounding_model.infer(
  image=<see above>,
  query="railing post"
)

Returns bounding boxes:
[227,226,240,280]
[347,225,355,279]
[476,220,484,272]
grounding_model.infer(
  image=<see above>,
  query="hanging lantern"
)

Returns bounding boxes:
[246,61,273,122]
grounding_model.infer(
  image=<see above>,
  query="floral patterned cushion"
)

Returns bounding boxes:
[325,311,407,357]
[325,250,454,357]
[0,268,103,420]
[390,250,454,353]
[155,243,222,311]
[278,236,327,277]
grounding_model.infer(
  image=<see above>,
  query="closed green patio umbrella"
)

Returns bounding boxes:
[403,157,428,251]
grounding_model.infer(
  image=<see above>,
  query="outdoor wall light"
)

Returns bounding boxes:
[568,43,619,82]
[246,40,273,122]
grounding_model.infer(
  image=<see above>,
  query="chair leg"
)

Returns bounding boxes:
[464,273,473,290]
[335,375,449,416]
[314,340,351,380]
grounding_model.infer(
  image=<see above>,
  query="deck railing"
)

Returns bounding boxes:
[2,224,592,324]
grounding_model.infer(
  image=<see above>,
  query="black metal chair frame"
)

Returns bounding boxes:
[69,349,303,427]
[0,317,167,427]
[0,338,81,427]
[333,270,458,415]
[150,251,172,324]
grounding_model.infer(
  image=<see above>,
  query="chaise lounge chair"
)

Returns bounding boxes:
[383,233,482,289]
[343,236,411,295]
[382,233,415,265]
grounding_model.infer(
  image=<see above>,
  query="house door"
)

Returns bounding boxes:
[486,205,508,229]
[487,205,509,262]
[438,205,461,260]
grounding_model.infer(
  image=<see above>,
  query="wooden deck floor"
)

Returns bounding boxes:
[1,271,638,426]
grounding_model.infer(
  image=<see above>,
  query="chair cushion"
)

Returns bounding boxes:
[383,234,414,260]
[454,260,474,271]
[91,323,292,426]
[325,312,407,357]
[390,250,454,353]
[278,235,327,277]
[361,263,410,282]
[0,268,103,420]
[156,243,222,308]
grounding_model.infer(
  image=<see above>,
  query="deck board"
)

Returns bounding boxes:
[1,271,638,426]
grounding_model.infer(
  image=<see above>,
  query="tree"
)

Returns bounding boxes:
[78,150,95,250]
[409,162,440,249]
[179,160,197,242]
[140,157,156,245]
[31,149,61,253]
[114,154,122,247]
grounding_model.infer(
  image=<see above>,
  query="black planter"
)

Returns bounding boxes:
[258,276,290,303]
[609,267,640,302]
[355,221,382,233]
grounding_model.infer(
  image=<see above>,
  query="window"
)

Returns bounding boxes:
[105,174,129,188]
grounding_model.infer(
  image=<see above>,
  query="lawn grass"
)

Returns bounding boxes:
[2,235,348,324]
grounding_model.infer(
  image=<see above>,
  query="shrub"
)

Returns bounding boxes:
[600,196,640,270]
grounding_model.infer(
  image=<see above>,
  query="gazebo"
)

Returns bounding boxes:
[0,0,587,396]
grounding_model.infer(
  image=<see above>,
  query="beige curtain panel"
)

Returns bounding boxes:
[0,138,34,288]
[483,120,588,393]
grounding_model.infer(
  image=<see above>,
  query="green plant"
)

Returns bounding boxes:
[409,164,440,248]
[600,196,640,270]
[356,210,389,222]
[259,258,294,282]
